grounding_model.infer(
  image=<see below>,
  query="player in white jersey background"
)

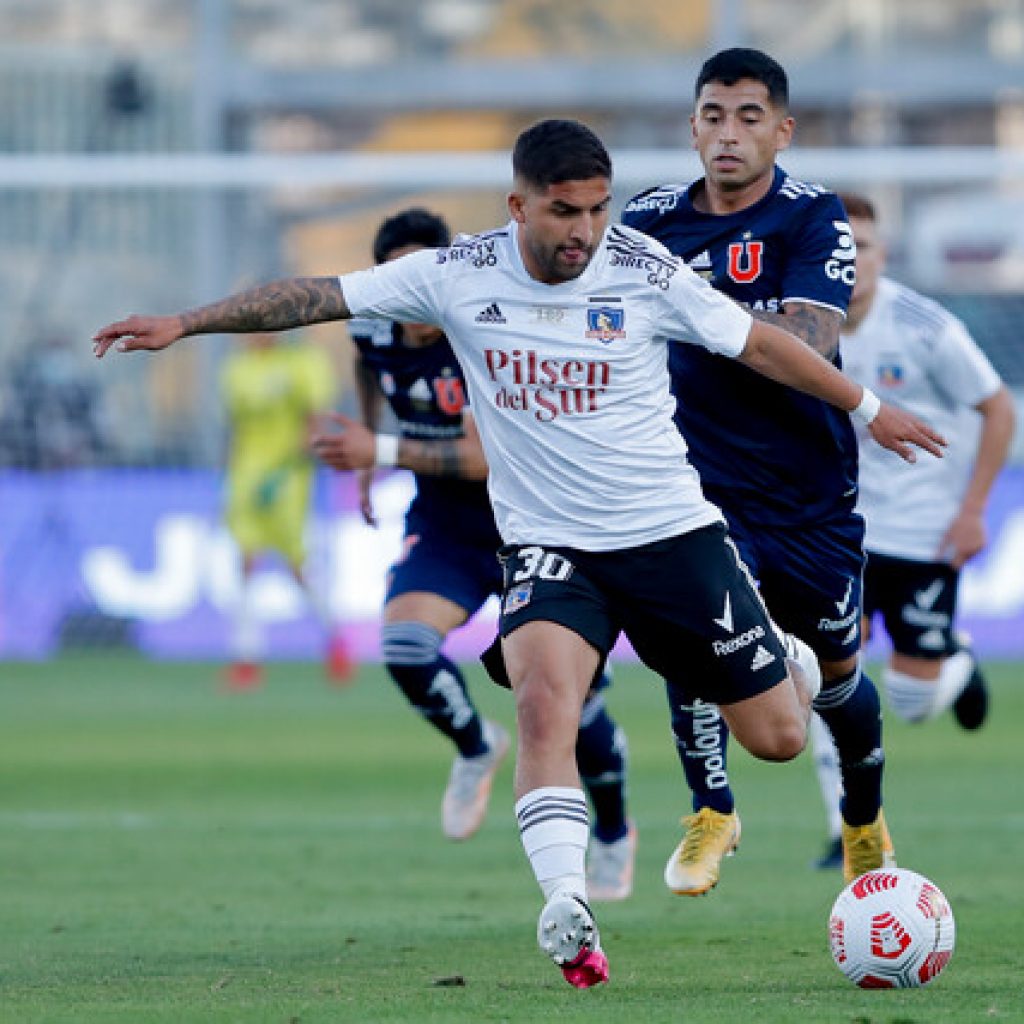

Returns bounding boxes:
[807,192,1016,865]
[92,119,944,991]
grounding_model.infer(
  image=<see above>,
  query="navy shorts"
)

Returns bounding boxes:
[862,551,960,658]
[723,510,866,664]
[386,511,502,615]
[496,524,788,706]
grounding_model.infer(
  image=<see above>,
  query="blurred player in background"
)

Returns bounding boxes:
[221,331,353,689]
[808,192,1016,867]
[312,208,635,895]
[623,47,892,890]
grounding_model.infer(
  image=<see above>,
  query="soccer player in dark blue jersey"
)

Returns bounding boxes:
[622,47,892,890]
[313,209,635,898]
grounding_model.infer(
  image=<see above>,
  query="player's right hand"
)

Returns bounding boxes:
[92,314,184,357]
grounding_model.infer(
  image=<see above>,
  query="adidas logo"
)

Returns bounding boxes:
[474,302,507,323]
[750,645,776,671]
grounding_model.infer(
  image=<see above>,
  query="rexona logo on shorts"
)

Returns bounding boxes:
[712,624,765,657]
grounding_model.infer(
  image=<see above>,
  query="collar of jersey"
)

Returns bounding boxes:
[685,164,786,220]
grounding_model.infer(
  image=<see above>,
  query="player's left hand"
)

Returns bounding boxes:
[868,404,947,463]
[937,509,987,568]
[311,413,376,471]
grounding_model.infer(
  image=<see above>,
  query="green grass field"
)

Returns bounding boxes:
[1,655,1020,1023]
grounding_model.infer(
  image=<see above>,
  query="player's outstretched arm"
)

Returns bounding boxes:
[93,277,351,357]
[311,410,488,481]
[737,319,947,463]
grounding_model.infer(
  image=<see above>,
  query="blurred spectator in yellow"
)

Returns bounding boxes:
[220,332,353,689]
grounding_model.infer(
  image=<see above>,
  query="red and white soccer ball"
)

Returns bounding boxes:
[829,867,955,988]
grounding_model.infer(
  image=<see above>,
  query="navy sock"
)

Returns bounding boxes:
[383,622,486,758]
[577,692,629,843]
[665,680,734,815]
[814,666,884,827]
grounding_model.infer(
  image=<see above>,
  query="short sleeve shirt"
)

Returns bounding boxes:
[840,277,1003,560]
[623,167,858,525]
[340,220,753,551]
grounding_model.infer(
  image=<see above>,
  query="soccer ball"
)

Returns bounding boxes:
[828,868,955,988]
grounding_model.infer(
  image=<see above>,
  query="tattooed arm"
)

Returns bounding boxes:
[749,301,842,359]
[398,410,488,480]
[93,277,350,357]
[312,409,488,482]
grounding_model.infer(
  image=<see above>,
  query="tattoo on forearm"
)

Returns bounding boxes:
[180,277,348,335]
[751,304,840,358]
[399,439,468,479]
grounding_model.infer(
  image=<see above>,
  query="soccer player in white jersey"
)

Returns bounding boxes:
[807,192,1015,864]
[92,119,944,990]
[313,207,635,897]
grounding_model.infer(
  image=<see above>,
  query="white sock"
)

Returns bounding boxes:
[809,712,843,840]
[515,787,589,901]
[231,580,264,662]
[933,650,975,716]
[883,667,937,722]
[786,632,822,702]
[771,624,822,702]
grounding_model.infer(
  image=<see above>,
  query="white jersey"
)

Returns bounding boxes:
[840,277,1002,561]
[341,220,754,551]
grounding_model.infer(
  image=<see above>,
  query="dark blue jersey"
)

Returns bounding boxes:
[622,165,858,526]
[349,319,499,548]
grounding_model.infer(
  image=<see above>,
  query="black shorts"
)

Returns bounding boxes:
[863,551,960,658]
[385,515,502,615]
[724,510,866,664]
[495,524,788,706]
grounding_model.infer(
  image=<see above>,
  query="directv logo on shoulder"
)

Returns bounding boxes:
[475,302,507,323]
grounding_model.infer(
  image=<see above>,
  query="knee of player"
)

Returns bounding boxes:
[513,674,580,744]
[380,620,443,676]
[755,718,807,762]
[774,725,807,762]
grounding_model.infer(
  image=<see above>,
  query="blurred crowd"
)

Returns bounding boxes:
[0,334,109,469]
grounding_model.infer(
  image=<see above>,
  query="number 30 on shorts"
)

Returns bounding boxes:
[512,546,574,583]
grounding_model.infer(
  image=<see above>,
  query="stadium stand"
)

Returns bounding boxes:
[0,0,1022,469]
